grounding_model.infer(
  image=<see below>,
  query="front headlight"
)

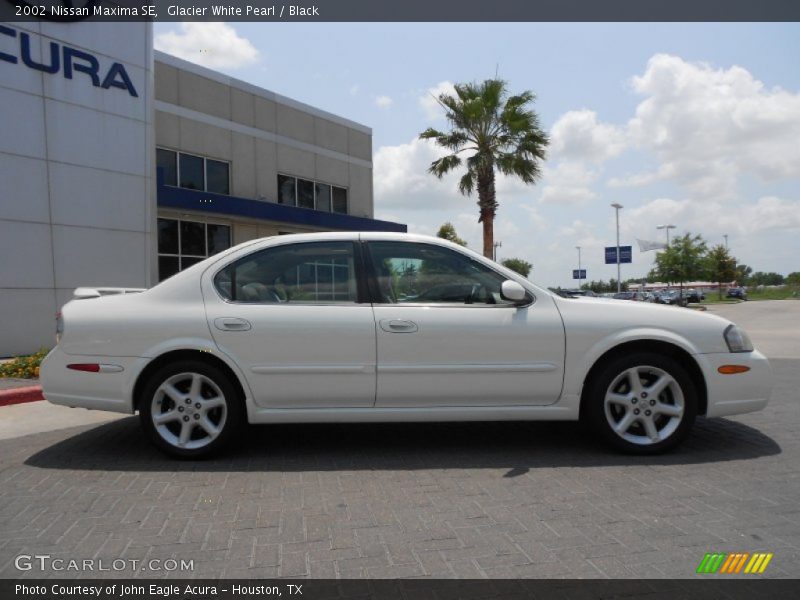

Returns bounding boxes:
[724,324,753,353]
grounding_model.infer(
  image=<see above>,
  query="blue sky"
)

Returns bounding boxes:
[154,22,800,287]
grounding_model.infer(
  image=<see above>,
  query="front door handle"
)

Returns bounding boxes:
[379,319,418,333]
[214,317,252,331]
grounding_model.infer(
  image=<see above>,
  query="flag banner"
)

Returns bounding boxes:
[637,238,667,252]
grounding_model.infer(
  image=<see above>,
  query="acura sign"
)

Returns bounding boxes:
[0,24,138,96]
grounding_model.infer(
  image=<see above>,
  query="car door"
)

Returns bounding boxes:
[202,240,376,409]
[365,240,565,407]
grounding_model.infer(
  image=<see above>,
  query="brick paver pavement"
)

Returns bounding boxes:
[1,359,797,580]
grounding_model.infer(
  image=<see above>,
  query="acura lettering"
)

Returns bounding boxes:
[0,24,138,97]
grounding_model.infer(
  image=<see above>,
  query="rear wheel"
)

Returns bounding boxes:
[139,360,243,458]
[585,353,697,454]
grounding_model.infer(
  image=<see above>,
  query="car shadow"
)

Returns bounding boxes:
[24,415,780,474]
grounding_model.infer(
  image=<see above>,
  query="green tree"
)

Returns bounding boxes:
[654,233,708,293]
[786,272,800,286]
[501,258,532,278]
[750,271,785,286]
[420,79,548,258]
[706,244,737,299]
[580,279,627,293]
[436,222,467,246]
[735,263,753,286]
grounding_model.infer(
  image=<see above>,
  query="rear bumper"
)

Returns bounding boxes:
[40,347,143,414]
[697,350,773,418]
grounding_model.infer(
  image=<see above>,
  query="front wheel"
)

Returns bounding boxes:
[139,360,243,459]
[585,353,697,454]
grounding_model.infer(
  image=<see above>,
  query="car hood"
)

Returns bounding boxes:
[552,295,735,354]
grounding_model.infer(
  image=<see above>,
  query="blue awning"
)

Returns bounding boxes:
[156,170,406,233]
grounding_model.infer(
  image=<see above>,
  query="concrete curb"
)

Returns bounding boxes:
[0,386,44,407]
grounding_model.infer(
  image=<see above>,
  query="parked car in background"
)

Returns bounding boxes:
[41,232,772,458]
[727,287,747,300]
[685,289,706,303]
[613,291,647,301]
[561,289,597,298]
[660,290,688,306]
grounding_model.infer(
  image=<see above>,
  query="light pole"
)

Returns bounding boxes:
[576,246,582,289]
[493,240,502,262]
[657,224,676,246]
[611,203,623,293]
[723,234,729,249]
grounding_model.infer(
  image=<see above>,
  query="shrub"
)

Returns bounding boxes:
[0,349,49,379]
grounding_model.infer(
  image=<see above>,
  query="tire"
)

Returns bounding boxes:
[139,360,243,459]
[585,352,697,454]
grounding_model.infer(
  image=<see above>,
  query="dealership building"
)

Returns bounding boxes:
[0,20,404,356]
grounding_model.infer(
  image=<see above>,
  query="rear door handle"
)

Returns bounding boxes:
[379,319,418,333]
[214,317,252,331]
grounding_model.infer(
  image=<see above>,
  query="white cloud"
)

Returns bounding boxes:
[374,137,460,210]
[538,162,599,206]
[374,95,393,109]
[419,81,456,120]
[622,196,800,239]
[519,205,548,232]
[624,54,800,197]
[550,109,627,163]
[154,23,259,70]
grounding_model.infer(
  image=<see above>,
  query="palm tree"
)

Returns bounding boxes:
[420,79,548,258]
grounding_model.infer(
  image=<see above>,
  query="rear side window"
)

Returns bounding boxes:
[215,242,358,304]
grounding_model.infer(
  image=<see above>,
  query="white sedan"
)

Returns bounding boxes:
[41,232,772,458]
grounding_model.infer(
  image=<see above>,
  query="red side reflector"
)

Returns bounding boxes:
[718,365,751,375]
[67,363,100,372]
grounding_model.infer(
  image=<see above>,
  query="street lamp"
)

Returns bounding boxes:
[493,240,502,262]
[611,203,623,293]
[657,224,676,246]
[576,246,582,289]
[723,234,729,249]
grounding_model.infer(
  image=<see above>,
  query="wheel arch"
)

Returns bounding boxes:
[578,339,708,419]
[132,349,249,412]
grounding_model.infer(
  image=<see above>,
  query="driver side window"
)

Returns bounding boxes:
[366,241,518,306]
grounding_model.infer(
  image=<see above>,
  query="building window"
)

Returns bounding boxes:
[315,183,331,212]
[297,178,315,209]
[332,186,348,214]
[206,159,230,195]
[276,174,348,214]
[179,153,204,190]
[278,174,296,206]
[157,148,230,195]
[156,149,177,186]
[157,217,231,281]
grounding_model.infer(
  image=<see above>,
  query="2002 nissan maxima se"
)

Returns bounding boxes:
[41,232,772,458]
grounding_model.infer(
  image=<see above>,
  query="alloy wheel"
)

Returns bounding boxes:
[603,365,685,446]
[150,372,227,450]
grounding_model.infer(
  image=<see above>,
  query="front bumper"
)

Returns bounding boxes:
[696,349,773,418]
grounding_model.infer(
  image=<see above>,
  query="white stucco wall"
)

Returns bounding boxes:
[0,21,154,356]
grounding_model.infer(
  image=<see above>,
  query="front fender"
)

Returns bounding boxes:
[564,327,704,400]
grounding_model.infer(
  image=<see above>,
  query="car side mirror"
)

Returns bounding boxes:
[501,280,527,303]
